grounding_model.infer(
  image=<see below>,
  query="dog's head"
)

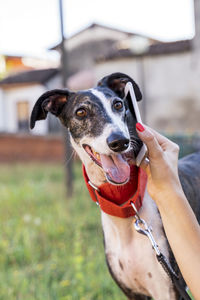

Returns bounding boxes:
[30,72,143,185]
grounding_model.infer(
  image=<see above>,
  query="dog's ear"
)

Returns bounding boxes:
[97,72,142,101]
[30,89,72,129]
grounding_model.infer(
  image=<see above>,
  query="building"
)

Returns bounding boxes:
[95,39,198,132]
[0,0,200,135]
[0,68,60,135]
[0,23,157,135]
[0,55,34,79]
[50,23,158,77]
[94,1,200,133]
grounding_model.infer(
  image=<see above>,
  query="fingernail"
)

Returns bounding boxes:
[136,122,145,132]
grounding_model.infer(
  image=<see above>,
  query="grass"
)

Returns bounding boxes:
[0,162,194,300]
[0,162,126,300]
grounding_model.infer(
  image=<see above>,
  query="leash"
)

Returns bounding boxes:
[131,202,192,300]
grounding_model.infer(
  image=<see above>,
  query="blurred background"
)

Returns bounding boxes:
[0,0,199,299]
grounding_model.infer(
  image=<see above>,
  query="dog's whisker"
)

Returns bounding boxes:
[130,140,139,149]
[64,149,76,166]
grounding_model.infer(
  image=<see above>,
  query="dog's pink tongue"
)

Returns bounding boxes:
[100,153,130,184]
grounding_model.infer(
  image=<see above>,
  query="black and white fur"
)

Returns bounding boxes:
[30,73,200,300]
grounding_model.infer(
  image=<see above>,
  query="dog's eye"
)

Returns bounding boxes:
[76,108,87,118]
[113,101,123,110]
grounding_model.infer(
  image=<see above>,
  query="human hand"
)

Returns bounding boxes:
[135,123,183,202]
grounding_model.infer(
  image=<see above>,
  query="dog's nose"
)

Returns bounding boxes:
[107,133,129,152]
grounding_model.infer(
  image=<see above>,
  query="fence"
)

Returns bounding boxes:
[0,134,64,162]
[0,133,199,163]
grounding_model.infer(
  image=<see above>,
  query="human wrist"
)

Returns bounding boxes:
[152,184,186,209]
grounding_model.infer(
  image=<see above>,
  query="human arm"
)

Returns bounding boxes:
[136,122,200,300]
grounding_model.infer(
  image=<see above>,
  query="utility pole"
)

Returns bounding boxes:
[59,0,73,197]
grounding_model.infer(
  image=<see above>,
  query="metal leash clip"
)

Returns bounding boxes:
[131,202,191,300]
[131,202,161,255]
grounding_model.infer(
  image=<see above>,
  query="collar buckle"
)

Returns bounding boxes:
[88,180,100,207]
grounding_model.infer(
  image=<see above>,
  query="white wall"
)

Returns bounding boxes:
[144,52,200,131]
[0,84,48,135]
[46,74,62,90]
[66,26,129,51]
[0,89,6,131]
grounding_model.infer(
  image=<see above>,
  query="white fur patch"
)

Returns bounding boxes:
[90,88,128,134]
[87,88,130,154]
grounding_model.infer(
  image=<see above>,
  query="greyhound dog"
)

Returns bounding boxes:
[30,73,200,300]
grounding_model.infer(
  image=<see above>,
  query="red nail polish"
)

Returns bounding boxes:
[136,122,145,132]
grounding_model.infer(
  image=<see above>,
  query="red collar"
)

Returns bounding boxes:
[83,165,147,218]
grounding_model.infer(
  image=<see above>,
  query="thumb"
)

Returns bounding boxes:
[136,123,163,160]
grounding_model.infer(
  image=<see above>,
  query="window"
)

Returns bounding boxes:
[17,101,29,132]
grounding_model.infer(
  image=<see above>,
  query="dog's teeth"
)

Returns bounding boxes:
[92,149,100,160]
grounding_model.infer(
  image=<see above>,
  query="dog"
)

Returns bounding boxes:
[30,73,200,300]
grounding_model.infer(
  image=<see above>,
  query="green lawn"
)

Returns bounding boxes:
[0,162,126,300]
[0,162,193,300]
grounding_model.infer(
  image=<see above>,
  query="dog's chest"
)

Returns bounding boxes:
[101,193,177,300]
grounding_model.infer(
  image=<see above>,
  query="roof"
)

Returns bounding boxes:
[3,55,23,59]
[50,22,158,51]
[0,68,59,86]
[146,39,191,55]
[97,39,192,62]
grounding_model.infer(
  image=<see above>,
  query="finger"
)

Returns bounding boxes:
[136,123,163,160]
[145,126,177,152]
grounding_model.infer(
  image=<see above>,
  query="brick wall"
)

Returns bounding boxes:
[0,134,65,162]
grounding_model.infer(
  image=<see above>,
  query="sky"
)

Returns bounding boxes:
[0,0,195,58]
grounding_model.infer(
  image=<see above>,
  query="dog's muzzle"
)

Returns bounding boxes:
[107,132,129,152]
